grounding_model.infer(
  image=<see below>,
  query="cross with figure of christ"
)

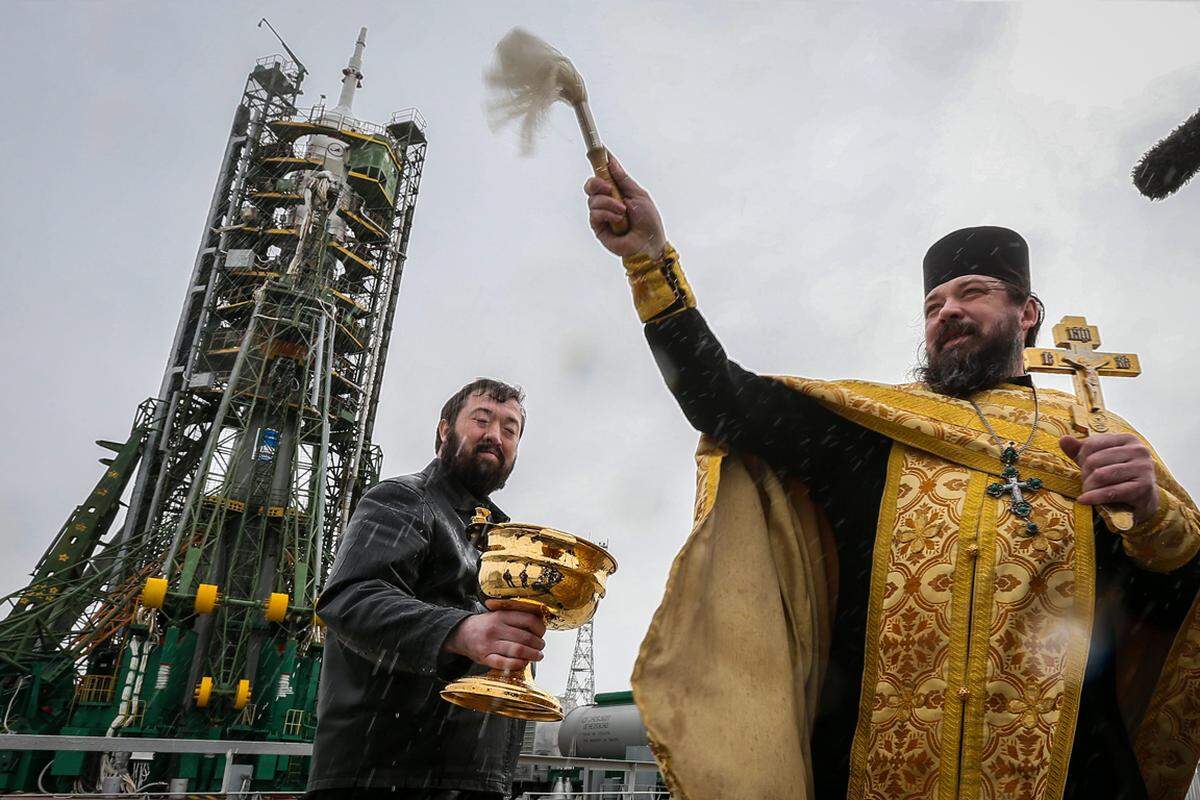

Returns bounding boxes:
[1024,316,1142,530]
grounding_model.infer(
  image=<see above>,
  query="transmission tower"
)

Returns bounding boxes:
[561,620,595,715]
[560,539,603,714]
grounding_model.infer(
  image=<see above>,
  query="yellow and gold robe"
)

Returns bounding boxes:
[632,378,1200,800]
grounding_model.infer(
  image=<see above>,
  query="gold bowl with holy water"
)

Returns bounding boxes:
[440,513,617,721]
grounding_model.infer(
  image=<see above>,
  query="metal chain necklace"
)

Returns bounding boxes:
[969,383,1044,536]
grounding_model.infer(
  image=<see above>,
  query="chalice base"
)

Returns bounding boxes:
[441,667,563,722]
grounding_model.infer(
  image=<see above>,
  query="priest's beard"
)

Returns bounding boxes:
[439,428,514,498]
[916,315,1024,399]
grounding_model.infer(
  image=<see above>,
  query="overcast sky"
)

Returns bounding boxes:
[2,1,1199,699]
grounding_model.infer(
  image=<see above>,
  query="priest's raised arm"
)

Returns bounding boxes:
[582,156,889,500]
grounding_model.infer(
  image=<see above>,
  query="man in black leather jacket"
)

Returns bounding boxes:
[306,379,546,800]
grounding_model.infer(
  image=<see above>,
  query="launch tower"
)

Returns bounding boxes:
[0,28,426,793]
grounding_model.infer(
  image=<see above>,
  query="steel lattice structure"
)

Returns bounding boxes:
[561,540,608,714]
[0,29,426,793]
[561,616,597,715]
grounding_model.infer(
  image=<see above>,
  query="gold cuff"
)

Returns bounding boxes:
[1123,487,1173,540]
[622,244,696,323]
[1117,488,1200,573]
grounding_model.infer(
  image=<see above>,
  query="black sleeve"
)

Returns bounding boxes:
[644,308,886,501]
[316,480,474,677]
[1096,509,1200,628]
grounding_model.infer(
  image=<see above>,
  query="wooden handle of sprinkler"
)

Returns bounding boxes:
[586,148,630,235]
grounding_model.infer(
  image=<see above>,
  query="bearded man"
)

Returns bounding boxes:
[584,160,1200,800]
[307,378,544,800]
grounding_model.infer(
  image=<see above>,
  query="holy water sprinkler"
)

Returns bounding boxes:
[485,28,630,234]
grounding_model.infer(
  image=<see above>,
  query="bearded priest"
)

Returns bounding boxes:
[584,158,1200,800]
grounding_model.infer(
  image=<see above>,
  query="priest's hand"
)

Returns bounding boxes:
[1060,434,1160,524]
[443,599,546,671]
[584,153,668,261]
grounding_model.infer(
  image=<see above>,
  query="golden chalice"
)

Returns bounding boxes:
[441,511,617,721]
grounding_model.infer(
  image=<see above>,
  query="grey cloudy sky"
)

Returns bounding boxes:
[1,1,1199,699]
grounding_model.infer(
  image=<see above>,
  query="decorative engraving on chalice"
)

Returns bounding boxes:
[440,510,617,721]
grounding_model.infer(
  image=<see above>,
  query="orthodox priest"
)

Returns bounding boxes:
[583,158,1200,800]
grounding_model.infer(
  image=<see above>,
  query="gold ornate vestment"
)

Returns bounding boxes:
[632,378,1200,800]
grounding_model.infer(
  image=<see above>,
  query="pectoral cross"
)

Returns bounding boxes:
[1024,316,1141,530]
[987,444,1045,535]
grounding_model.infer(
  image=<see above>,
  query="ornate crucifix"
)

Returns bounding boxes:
[1024,316,1142,531]
[987,444,1044,535]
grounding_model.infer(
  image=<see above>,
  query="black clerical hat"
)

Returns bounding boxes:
[923,226,1030,296]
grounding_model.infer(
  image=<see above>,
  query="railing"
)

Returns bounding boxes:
[207,328,247,354]
[0,736,671,798]
[389,107,428,133]
[274,105,427,144]
[282,707,308,738]
[291,105,387,140]
[75,674,116,705]
[254,54,302,84]
[519,794,669,799]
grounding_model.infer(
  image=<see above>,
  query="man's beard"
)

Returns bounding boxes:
[440,428,514,498]
[915,315,1024,399]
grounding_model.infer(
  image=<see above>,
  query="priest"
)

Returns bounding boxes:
[583,157,1200,800]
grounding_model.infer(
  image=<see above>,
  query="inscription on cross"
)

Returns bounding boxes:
[1024,315,1141,531]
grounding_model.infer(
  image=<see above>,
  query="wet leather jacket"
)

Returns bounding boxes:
[307,459,524,794]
